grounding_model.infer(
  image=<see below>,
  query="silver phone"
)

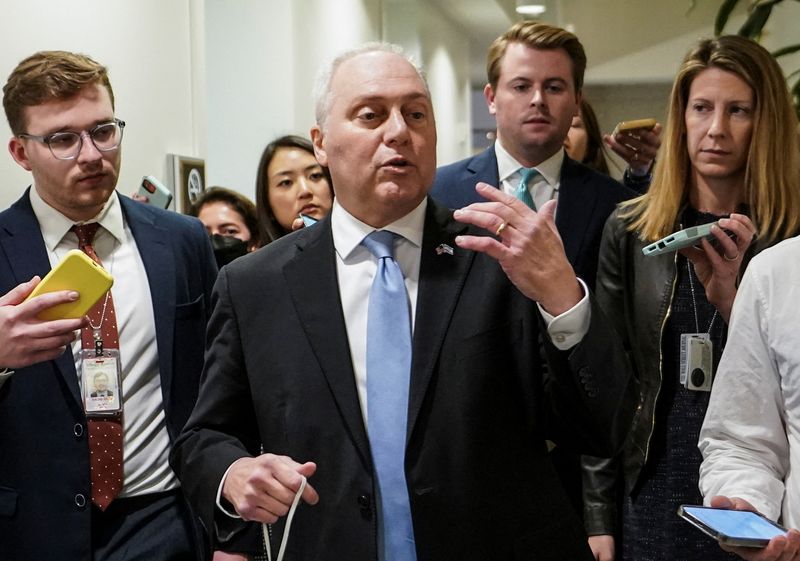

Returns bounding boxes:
[642,223,716,257]
[678,504,786,548]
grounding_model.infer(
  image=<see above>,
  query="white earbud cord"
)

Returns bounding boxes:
[262,476,307,561]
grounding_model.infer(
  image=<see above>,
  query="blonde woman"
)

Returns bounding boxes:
[583,35,800,561]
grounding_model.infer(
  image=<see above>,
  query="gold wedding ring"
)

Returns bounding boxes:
[495,221,507,237]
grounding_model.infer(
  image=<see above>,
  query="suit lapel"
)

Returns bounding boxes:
[0,190,82,404]
[120,197,177,403]
[283,220,372,467]
[556,157,600,266]
[466,146,501,190]
[407,200,473,442]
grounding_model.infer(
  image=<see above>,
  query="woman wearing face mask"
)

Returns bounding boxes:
[255,135,334,245]
[582,36,800,561]
[190,186,260,268]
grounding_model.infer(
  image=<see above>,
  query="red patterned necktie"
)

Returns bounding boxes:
[71,223,123,511]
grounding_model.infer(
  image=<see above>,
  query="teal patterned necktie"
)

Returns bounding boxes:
[516,167,539,209]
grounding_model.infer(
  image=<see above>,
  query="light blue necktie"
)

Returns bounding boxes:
[361,230,417,561]
[515,167,539,209]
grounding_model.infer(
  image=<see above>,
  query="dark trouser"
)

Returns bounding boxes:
[92,489,200,561]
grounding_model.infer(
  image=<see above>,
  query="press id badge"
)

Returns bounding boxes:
[679,333,713,392]
[81,349,123,415]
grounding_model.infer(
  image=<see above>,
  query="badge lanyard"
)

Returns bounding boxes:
[57,236,125,416]
[679,260,717,391]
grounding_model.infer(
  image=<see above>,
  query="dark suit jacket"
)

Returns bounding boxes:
[172,199,636,561]
[430,147,635,290]
[0,190,217,561]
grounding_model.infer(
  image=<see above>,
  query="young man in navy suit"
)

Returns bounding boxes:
[172,43,635,561]
[432,21,641,290]
[432,22,644,525]
[0,51,216,561]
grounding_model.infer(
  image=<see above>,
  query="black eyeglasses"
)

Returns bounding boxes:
[18,118,126,160]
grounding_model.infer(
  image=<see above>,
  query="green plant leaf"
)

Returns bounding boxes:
[738,2,779,38]
[772,44,800,57]
[715,0,743,35]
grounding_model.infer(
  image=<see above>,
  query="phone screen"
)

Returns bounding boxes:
[681,506,786,542]
[300,214,318,227]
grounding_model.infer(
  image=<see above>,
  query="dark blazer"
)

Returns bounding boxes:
[430,147,635,290]
[172,198,636,561]
[0,190,217,561]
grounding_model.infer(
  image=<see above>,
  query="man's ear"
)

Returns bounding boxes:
[310,125,328,166]
[483,83,497,116]
[574,90,583,117]
[8,137,33,171]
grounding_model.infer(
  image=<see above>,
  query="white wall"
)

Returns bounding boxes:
[419,2,472,167]
[0,0,200,210]
[204,0,295,198]
[204,0,381,201]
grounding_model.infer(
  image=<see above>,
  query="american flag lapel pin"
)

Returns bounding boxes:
[435,243,454,256]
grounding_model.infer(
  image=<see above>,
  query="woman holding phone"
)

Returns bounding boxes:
[583,36,800,561]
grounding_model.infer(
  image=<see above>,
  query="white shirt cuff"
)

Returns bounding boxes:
[0,369,13,389]
[216,461,242,519]
[537,278,591,350]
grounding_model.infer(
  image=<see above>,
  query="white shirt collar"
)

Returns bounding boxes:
[331,198,427,261]
[494,141,564,189]
[29,186,126,251]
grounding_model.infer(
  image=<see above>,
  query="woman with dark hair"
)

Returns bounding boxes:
[564,98,610,174]
[255,135,333,244]
[566,98,661,192]
[190,186,260,267]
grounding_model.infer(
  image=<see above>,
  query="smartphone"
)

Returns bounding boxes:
[23,250,114,320]
[642,223,717,257]
[300,214,318,227]
[612,118,657,136]
[678,505,787,548]
[138,175,173,209]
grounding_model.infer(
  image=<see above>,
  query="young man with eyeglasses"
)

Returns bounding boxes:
[0,51,216,561]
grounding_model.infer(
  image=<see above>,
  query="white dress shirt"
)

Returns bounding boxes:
[699,236,800,527]
[331,199,425,425]
[495,141,564,211]
[30,187,178,497]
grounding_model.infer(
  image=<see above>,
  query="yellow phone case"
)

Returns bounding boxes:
[613,118,657,136]
[24,249,114,320]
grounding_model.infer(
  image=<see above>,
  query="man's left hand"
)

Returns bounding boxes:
[453,182,582,316]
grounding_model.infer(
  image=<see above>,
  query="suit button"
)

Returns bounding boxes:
[74,493,86,509]
[73,423,84,438]
[357,494,371,512]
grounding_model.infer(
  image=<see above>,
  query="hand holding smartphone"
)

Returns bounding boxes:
[642,223,738,257]
[612,118,657,137]
[23,250,114,320]
[678,504,787,548]
[138,175,173,209]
